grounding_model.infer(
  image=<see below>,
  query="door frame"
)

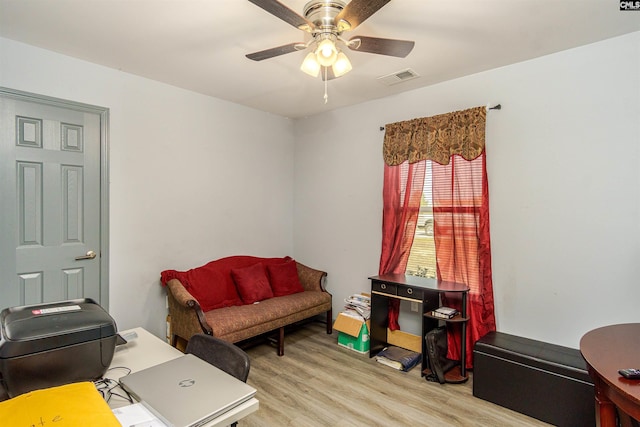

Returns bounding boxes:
[0,87,110,308]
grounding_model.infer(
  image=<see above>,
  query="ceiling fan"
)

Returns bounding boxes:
[246,0,415,81]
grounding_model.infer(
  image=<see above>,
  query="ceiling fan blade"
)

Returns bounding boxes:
[334,0,391,31]
[348,36,415,58]
[248,0,315,32]
[246,42,302,61]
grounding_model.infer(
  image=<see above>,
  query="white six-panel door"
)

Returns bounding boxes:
[0,89,108,309]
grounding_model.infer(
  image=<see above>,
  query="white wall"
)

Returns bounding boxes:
[1,37,295,339]
[2,32,639,349]
[293,32,640,349]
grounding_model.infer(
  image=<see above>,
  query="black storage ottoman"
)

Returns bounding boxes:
[473,331,594,427]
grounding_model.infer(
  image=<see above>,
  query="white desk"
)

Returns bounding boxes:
[106,327,258,426]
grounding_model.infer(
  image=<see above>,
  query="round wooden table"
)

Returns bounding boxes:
[580,323,640,427]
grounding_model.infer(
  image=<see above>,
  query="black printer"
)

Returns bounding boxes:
[0,298,117,397]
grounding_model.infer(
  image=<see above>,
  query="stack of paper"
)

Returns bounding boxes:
[112,402,167,427]
[344,293,371,320]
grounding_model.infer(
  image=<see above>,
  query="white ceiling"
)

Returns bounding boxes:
[1,0,639,119]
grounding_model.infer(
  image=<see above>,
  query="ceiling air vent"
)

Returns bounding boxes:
[377,68,420,86]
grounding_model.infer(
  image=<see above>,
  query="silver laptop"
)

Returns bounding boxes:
[119,354,256,427]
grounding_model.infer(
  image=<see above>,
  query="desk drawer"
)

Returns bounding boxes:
[398,286,423,301]
[372,281,397,296]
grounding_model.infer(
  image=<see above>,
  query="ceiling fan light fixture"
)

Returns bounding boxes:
[315,38,338,67]
[332,51,352,77]
[300,52,321,77]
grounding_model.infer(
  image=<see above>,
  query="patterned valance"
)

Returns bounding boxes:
[383,106,486,166]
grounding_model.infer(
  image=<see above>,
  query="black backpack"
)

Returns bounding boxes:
[425,326,458,384]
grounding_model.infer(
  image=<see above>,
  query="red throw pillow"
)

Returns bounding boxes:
[160,264,243,312]
[266,260,304,297]
[231,263,274,304]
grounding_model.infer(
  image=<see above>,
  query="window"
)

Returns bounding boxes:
[407,162,436,278]
[406,156,486,293]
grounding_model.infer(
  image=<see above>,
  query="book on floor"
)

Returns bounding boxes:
[375,346,421,372]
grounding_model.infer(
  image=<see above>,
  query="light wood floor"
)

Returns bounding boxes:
[240,322,552,427]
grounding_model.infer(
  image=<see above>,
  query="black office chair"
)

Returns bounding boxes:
[185,334,251,426]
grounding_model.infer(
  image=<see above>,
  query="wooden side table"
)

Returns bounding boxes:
[580,323,640,427]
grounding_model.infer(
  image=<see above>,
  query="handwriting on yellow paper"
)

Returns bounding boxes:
[22,415,63,426]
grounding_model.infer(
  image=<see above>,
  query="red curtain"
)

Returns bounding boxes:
[434,153,496,369]
[379,161,425,330]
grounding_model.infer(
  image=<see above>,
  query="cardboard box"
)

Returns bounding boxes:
[333,312,370,354]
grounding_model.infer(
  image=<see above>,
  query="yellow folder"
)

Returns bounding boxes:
[0,381,121,426]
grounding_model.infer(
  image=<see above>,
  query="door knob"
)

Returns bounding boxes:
[75,250,97,261]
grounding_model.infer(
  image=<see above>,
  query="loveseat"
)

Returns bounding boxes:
[160,256,332,356]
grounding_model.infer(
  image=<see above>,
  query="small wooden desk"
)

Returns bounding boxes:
[369,274,470,382]
[106,327,259,426]
[580,323,640,427]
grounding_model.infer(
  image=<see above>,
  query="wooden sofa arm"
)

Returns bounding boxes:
[296,262,328,293]
[166,279,212,345]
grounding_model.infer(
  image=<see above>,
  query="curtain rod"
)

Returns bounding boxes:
[379,104,501,131]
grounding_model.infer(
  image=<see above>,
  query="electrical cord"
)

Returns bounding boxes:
[94,366,133,404]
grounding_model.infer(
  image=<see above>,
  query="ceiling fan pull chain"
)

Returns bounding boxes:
[324,67,328,104]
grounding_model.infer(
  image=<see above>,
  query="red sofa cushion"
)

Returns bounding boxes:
[231,262,273,304]
[266,259,304,297]
[161,255,291,311]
